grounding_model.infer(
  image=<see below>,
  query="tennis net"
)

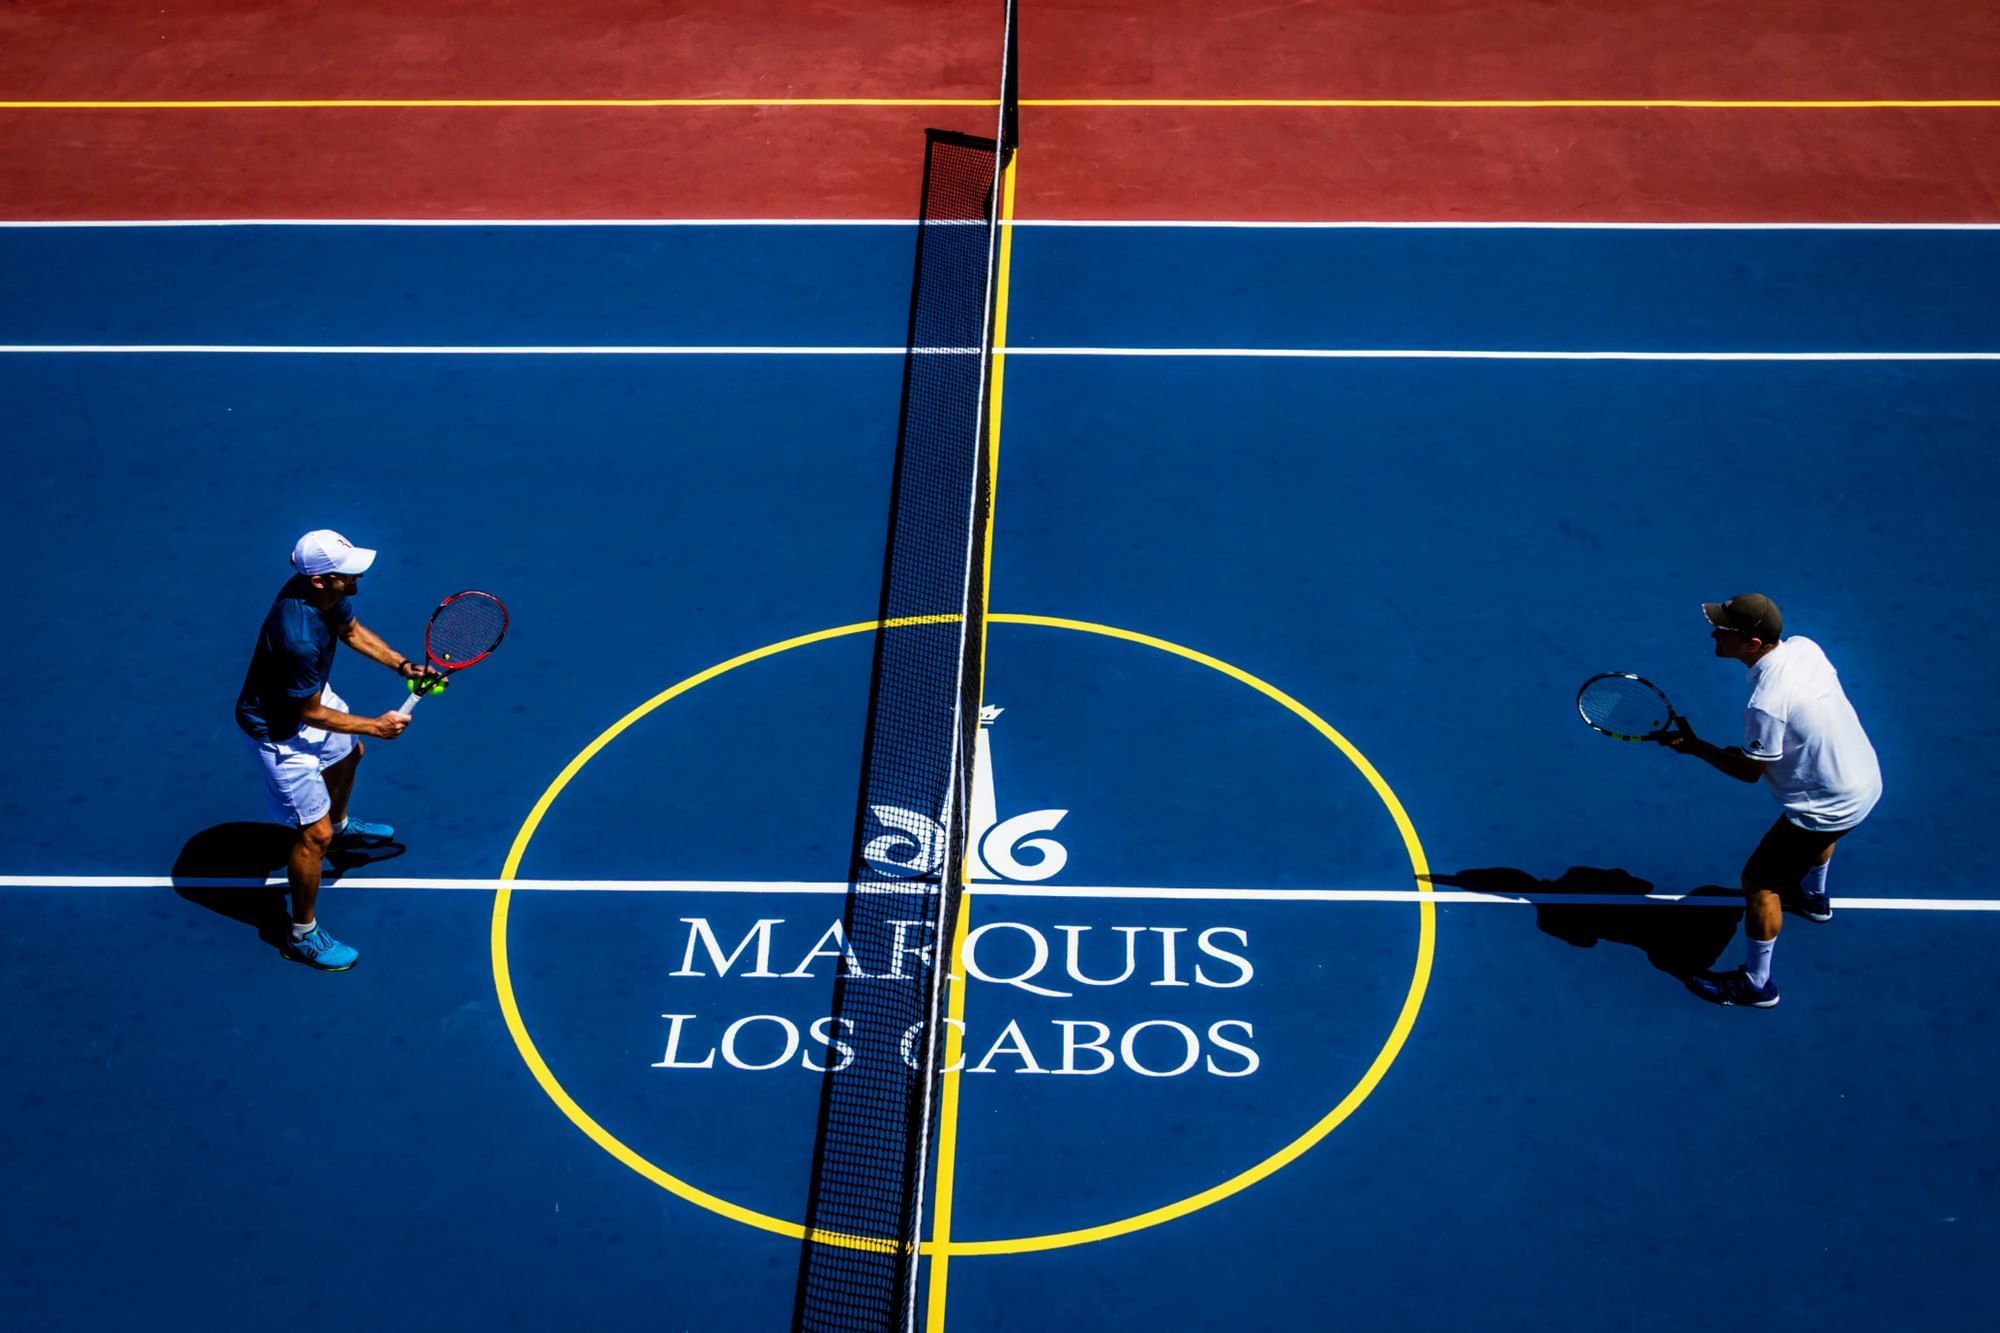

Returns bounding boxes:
[792,4,1017,1329]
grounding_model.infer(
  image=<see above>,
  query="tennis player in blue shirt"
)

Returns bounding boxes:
[236,530,438,970]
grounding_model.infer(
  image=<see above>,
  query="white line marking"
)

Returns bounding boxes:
[0,344,913,356]
[1,345,1996,361]
[1,875,1996,911]
[1006,348,2000,361]
[3,218,1999,231]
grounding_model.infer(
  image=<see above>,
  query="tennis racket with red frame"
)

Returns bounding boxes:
[395,590,509,716]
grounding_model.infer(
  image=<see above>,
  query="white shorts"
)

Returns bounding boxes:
[243,686,358,827]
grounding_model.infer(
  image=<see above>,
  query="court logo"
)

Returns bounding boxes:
[654,702,1259,1080]
[863,706,1070,884]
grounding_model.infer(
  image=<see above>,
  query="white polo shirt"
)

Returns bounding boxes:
[1742,636,1882,831]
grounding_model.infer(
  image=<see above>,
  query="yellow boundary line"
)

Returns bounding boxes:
[940,615,1437,1256]
[5,97,1997,110]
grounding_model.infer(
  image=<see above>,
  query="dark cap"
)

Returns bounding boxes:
[1702,593,1783,642]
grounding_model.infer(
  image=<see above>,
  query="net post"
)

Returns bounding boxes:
[999,0,1020,162]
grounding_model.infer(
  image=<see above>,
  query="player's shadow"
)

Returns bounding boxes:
[1426,866,1741,981]
[171,822,405,949]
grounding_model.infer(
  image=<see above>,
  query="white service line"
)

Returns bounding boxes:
[1,345,1996,361]
[1005,347,2000,361]
[2,874,1997,911]
[0,343,912,356]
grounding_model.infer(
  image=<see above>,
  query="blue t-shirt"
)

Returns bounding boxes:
[235,578,355,741]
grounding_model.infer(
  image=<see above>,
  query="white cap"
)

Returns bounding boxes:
[290,529,377,577]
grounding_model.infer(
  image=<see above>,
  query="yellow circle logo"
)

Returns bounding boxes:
[492,613,1434,1255]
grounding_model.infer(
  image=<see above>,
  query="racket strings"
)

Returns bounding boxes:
[1579,675,1672,737]
[428,594,507,666]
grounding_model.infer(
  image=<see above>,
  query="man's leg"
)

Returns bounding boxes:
[288,814,336,927]
[1795,840,1838,922]
[323,743,362,830]
[1734,815,1806,994]
[1738,879,1783,989]
[1693,817,1820,1006]
[282,810,359,970]
[284,753,359,969]
[252,731,360,969]
[1687,878,1782,1006]
[323,742,395,842]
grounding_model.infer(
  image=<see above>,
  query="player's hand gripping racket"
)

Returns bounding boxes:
[395,590,509,716]
[1576,671,1686,743]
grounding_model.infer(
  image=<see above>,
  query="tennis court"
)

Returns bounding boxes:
[4,4,1998,1331]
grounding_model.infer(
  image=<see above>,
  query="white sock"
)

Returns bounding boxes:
[1799,860,1830,898]
[291,919,317,941]
[1743,936,1776,987]
[333,816,349,833]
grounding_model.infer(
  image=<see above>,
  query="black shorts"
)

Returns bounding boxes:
[1742,815,1848,892]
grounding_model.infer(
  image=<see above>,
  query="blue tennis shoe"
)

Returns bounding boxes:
[283,926,359,972]
[1688,967,1779,1008]
[333,816,395,843]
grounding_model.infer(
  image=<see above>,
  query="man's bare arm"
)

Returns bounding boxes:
[1660,726,1767,783]
[340,619,424,677]
[298,689,409,739]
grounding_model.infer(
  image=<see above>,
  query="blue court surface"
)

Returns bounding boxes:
[3,222,1998,1331]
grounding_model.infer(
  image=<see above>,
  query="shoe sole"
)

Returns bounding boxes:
[1688,978,1780,1008]
[281,948,358,972]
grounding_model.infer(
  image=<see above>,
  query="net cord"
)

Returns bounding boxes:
[896,3,1017,1323]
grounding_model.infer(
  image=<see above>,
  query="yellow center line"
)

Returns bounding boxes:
[0,97,991,110]
[925,146,1017,1333]
[1042,97,2000,108]
[922,893,976,1330]
[4,96,1996,110]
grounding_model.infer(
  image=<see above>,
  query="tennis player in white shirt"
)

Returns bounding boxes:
[1661,594,1882,1008]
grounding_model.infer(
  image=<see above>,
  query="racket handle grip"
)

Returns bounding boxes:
[395,691,423,718]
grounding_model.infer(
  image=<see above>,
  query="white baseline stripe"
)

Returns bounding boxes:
[4,218,2000,231]
[1,345,1996,361]
[1,875,1996,911]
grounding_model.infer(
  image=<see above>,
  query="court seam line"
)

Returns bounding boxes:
[5,877,1996,910]
[3,345,1996,361]
[6,219,2000,230]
